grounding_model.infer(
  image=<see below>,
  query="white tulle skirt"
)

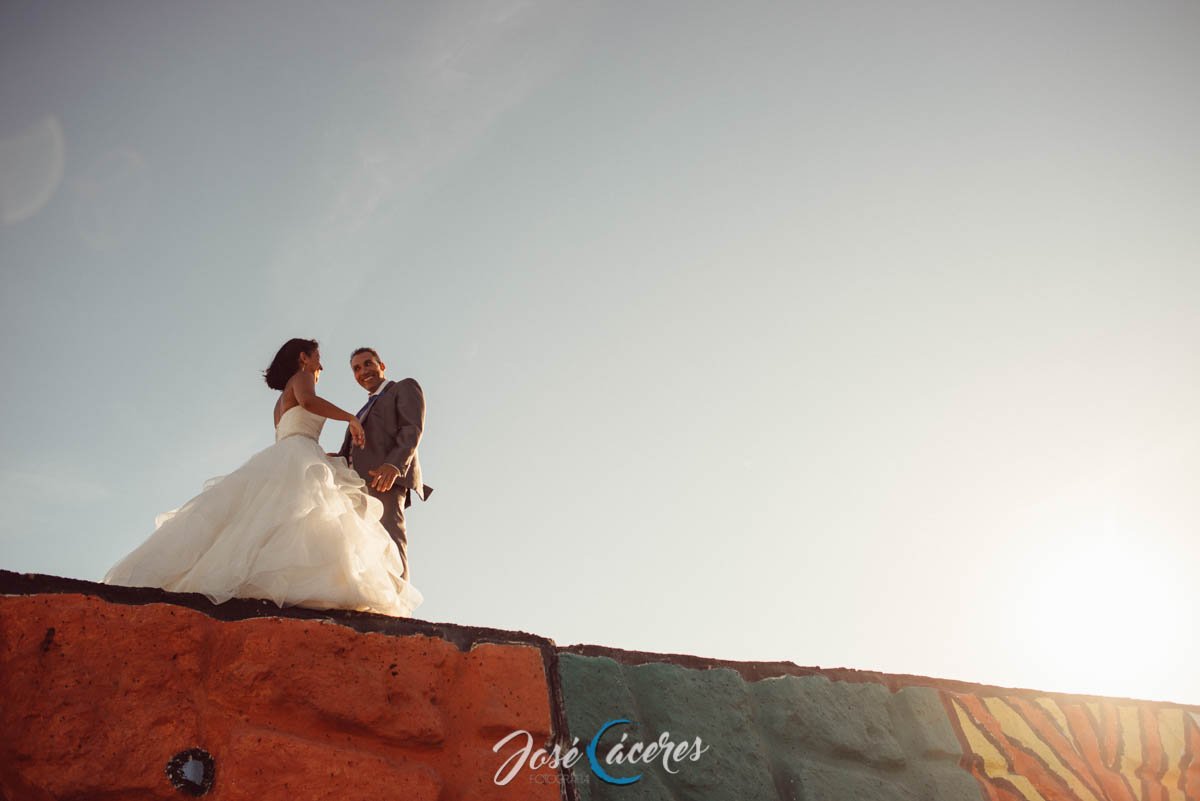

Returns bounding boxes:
[104,434,422,617]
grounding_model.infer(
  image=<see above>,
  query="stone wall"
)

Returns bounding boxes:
[558,654,979,801]
[2,570,1198,801]
[0,574,567,801]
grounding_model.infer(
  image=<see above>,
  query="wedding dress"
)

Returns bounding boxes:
[104,405,422,617]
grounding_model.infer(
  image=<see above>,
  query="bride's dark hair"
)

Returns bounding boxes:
[263,338,319,390]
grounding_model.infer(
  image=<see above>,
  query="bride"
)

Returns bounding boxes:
[104,338,422,617]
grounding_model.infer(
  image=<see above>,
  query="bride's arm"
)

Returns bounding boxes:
[293,371,355,422]
[293,372,365,446]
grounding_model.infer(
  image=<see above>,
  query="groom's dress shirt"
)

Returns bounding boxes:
[369,379,392,399]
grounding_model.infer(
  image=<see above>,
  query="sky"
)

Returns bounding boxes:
[2,0,1200,704]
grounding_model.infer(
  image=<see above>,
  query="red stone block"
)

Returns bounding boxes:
[0,594,563,801]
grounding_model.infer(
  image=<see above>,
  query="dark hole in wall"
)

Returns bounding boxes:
[165,748,215,796]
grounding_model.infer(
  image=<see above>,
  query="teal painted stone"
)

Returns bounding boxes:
[559,654,643,743]
[558,654,649,801]
[559,654,776,800]
[557,653,981,801]
[784,758,921,801]
[622,661,778,801]
[887,686,964,760]
[751,675,905,766]
[916,764,985,800]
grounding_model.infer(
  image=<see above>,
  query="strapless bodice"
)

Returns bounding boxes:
[275,405,325,442]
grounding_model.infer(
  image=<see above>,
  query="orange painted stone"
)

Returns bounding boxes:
[0,594,563,800]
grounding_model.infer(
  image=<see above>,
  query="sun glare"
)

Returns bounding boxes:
[1016,527,1186,702]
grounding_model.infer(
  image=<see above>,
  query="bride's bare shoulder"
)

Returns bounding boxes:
[274,382,299,425]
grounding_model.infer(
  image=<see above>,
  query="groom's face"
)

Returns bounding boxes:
[351,352,387,393]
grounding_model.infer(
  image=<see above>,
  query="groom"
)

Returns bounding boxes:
[339,347,431,581]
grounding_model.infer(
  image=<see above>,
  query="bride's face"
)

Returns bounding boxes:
[299,348,323,380]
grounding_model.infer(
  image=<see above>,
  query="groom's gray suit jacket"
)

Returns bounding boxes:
[338,377,431,516]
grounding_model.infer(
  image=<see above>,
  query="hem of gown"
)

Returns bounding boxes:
[101,576,419,619]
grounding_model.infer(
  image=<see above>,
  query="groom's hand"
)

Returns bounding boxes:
[369,464,402,492]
